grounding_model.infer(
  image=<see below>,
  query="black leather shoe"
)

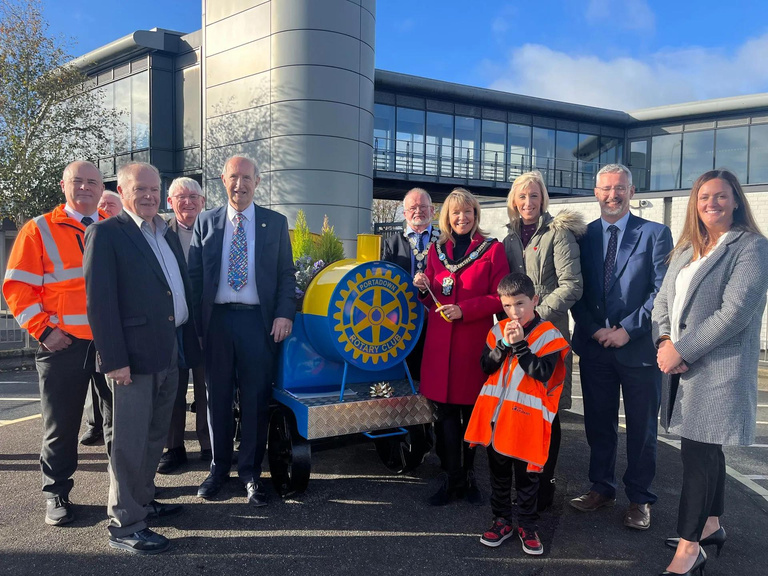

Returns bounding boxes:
[109,528,170,554]
[660,548,707,575]
[665,527,726,557]
[246,481,267,507]
[157,447,188,474]
[144,500,183,519]
[197,474,227,499]
[45,495,73,526]
[79,427,103,446]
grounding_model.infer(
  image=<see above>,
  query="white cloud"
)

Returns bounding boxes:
[585,0,655,32]
[486,33,768,110]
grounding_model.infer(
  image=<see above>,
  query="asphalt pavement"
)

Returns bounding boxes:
[1,368,767,576]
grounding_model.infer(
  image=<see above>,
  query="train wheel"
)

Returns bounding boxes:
[374,423,434,474]
[267,407,311,496]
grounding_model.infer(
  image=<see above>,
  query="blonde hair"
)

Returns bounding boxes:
[507,171,549,227]
[438,187,487,245]
[673,169,763,260]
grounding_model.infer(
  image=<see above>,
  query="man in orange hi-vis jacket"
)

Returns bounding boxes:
[3,160,110,527]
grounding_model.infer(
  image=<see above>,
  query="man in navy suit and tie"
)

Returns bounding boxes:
[188,156,296,507]
[569,164,672,530]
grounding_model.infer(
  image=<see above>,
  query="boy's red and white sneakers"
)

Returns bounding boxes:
[480,517,514,547]
[517,527,544,555]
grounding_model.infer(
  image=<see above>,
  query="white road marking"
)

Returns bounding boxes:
[0,397,39,402]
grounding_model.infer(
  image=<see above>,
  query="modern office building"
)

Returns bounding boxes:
[26,1,768,246]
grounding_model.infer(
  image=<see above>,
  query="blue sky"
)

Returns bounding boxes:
[44,0,768,110]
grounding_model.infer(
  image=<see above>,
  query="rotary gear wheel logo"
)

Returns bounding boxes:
[333,267,418,366]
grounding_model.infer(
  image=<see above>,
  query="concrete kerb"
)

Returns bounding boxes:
[0,348,37,372]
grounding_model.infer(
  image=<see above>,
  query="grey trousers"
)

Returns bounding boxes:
[106,355,178,537]
[166,361,210,452]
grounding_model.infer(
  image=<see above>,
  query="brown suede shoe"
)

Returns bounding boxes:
[569,490,616,512]
[624,502,651,530]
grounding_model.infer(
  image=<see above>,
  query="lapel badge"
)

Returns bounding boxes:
[261,222,267,227]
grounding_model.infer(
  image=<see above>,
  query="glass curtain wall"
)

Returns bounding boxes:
[555,130,578,188]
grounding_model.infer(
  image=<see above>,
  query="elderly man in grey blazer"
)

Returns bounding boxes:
[653,169,768,576]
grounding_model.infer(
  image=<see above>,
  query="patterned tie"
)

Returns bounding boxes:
[604,225,619,295]
[81,216,94,227]
[228,212,247,291]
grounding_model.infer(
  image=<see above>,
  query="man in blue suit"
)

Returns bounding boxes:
[188,156,296,507]
[570,164,672,530]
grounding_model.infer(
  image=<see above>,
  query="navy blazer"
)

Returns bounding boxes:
[84,211,201,374]
[188,204,296,341]
[571,212,672,367]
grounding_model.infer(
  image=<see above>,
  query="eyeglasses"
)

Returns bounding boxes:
[170,194,203,202]
[596,185,629,193]
[404,205,431,214]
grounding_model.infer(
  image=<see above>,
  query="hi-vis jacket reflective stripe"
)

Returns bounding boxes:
[3,205,100,341]
[465,318,570,472]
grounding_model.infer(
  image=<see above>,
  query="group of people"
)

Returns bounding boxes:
[4,156,766,571]
[385,164,767,575]
[4,155,296,555]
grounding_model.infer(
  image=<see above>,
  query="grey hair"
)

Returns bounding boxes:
[596,163,633,187]
[223,155,260,178]
[403,187,433,207]
[168,177,203,198]
[117,162,161,188]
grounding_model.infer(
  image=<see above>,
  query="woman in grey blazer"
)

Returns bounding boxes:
[503,170,585,509]
[653,169,768,576]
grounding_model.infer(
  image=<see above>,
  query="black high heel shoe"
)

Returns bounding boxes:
[665,527,726,557]
[660,548,707,576]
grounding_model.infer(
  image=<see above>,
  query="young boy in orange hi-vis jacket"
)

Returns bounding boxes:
[465,272,570,555]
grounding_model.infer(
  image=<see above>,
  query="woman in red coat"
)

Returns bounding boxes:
[414,187,509,505]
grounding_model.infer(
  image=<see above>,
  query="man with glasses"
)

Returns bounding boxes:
[382,187,438,380]
[156,177,211,474]
[570,164,672,531]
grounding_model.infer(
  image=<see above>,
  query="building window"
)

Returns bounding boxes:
[373,104,396,171]
[532,127,556,187]
[481,119,506,181]
[454,116,481,179]
[507,123,531,181]
[426,112,453,177]
[555,130,578,188]
[650,133,682,190]
[748,124,768,184]
[396,107,425,174]
[681,130,714,189]
[714,126,748,183]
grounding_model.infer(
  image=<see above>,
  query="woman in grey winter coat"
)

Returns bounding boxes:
[653,169,768,576]
[503,170,585,509]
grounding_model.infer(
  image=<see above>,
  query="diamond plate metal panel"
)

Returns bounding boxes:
[292,380,437,440]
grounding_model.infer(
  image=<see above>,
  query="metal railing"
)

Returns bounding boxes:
[373,137,651,192]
